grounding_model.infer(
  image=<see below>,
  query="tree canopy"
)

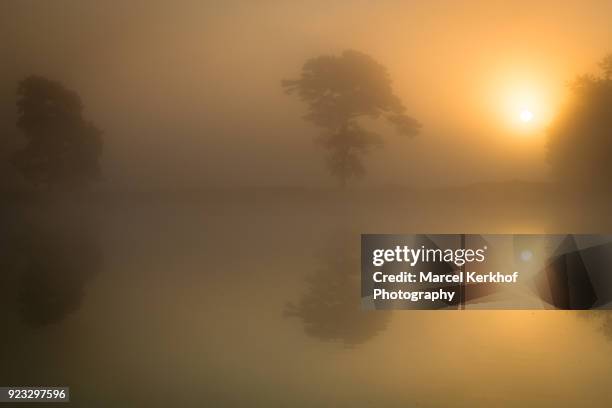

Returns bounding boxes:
[547,55,612,188]
[12,76,103,189]
[283,50,420,187]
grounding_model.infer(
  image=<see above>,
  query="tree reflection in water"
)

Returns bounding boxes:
[13,221,102,326]
[285,233,391,347]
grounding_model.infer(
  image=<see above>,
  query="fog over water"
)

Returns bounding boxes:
[2,1,612,407]
[2,189,612,407]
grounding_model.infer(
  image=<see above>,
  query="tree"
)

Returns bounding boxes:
[11,76,102,189]
[547,54,612,188]
[600,54,612,79]
[282,50,420,187]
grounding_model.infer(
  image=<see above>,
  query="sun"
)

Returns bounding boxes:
[496,85,544,130]
[487,72,557,133]
[519,109,534,122]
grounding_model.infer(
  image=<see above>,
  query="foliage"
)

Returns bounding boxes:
[547,55,612,188]
[283,50,420,187]
[11,76,102,189]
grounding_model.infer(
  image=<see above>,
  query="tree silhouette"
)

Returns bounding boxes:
[600,54,612,79]
[283,50,420,187]
[11,76,102,189]
[547,55,612,188]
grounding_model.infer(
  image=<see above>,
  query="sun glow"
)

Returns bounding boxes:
[499,83,553,133]
[519,109,534,122]
[484,67,560,136]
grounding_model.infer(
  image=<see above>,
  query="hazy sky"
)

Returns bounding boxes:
[2,0,612,189]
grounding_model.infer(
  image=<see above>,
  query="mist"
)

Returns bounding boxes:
[3,0,611,189]
[3,2,612,407]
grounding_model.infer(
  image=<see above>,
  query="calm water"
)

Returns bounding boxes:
[2,188,612,407]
